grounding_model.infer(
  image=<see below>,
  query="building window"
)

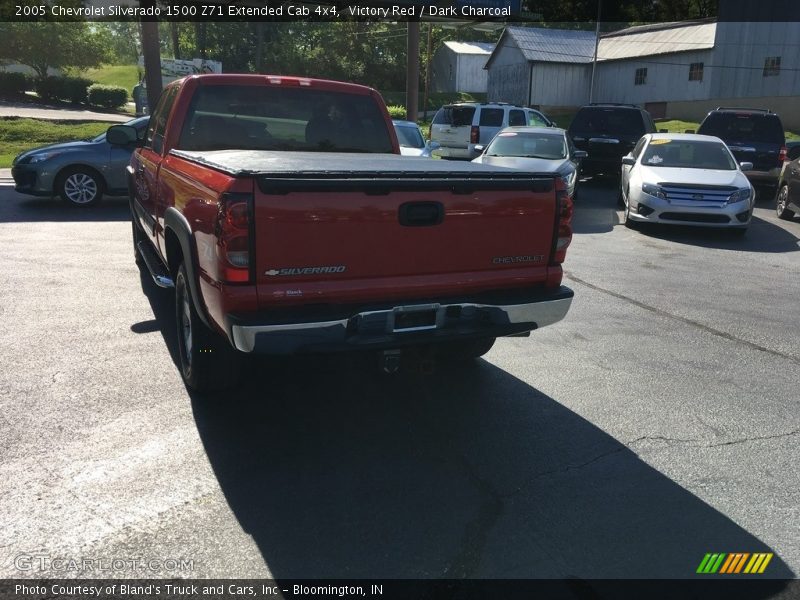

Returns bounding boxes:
[634,67,647,85]
[689,62,704,81]
[763,56,781,77]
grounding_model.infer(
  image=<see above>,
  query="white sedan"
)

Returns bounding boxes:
[620,133,755,234]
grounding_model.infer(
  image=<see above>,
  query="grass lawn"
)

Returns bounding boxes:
[81,64,140,99]
[0,118,110,168]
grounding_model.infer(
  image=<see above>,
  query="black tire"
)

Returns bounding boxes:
[132,219,145,267]
[622,187,638,229]
[437,337,496,362]
[175,263,242,392]
[56,167,104,207]
[776,185,796,220]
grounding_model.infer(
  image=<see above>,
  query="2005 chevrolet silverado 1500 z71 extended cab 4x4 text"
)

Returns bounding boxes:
[108,74,574,392]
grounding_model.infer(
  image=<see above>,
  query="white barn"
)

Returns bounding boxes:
[430,41,495,94]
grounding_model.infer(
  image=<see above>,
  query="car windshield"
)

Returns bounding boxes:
[394,124,425,149]
[485,131,566,159]
[641,139,736,170]
[176,85,393,153]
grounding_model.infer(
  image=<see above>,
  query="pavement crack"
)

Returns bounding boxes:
[442,456,505,578]
[707,429,800,448]
[564,272,800,366]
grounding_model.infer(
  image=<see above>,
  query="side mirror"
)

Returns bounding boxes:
[658,128,668,133]
[739,161,754,171]
[473,144,485,153]
[684,129,696,134]
[107,125,139,146]
[573,150,588,159]
[621,155,636,166]
[428,141,441,151]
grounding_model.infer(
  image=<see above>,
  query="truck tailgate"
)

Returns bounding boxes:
[253,159,557,307]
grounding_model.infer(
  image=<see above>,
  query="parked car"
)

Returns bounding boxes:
[393,120,439,157]
[786,140,800,162]
[11,116,150,207]
[776,151,800,221]
[620,133,755,234]
[696,107,786,194]
[430,102,554,160]
[568,103,657,179]
[472,127,587,198]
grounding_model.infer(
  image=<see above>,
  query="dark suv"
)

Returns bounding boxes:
[567,103,656,178]
[697,108,786,192]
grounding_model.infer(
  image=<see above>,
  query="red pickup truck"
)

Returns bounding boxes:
[108,74,574,391]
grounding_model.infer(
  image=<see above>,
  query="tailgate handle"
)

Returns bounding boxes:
[399,201,444,227]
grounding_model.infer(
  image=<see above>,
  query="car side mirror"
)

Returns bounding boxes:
[573,150,588,159]
[739,161,754,171]
[621,155,636,166]
[429,141,441,151]
[684,129,696,134]
[474,144,485,153]
[107,125,140,146]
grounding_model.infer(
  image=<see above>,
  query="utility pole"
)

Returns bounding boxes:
[406,21,420,122]
[139,3,162,113]
[588,0,602,104]
[422,23,433,122]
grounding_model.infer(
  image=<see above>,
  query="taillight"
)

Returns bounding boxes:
[470,125,479,144]
[779,145,787,163]
[215,193,252,283]
[553,181,573,265]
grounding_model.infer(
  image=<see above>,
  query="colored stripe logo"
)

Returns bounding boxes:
[697,553,773,574]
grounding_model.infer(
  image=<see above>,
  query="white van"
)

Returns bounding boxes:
[430,102,555,160]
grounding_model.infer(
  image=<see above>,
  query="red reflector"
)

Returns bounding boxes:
[470,126,479,144]
[779,146,787,162]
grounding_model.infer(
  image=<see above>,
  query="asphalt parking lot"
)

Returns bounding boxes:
[0,178,798,585]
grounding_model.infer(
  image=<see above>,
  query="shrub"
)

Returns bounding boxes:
[34,75,92,104]
[0,72,32,95]
[87,84,128,109]
[35,76,61,101]
[386,105,407,119]
[62,76,93,104]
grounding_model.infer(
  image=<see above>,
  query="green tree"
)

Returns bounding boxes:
[0,22,112,80]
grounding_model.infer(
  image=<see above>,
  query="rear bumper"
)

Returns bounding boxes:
[228,286,574,354]
[742,168,781,187]
[432,145,478,160]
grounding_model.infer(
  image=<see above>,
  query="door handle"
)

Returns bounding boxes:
[398,201,444,227]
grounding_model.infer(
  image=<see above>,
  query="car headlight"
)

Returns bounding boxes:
[28,151,62,164]
[641,183,666,200]
[727,188,752,204]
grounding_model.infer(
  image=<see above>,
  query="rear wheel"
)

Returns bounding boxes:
[175,263,242,392]
[776,185,795,220]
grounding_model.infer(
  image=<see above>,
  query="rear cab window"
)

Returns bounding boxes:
[176,84,393,153]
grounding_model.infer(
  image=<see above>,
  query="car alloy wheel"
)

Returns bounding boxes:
[776,185,795,220]
[58,168,104,207]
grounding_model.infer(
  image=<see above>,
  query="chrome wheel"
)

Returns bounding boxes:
[776,185,794,220]
[181,290,193,368]
[63,172,98,205]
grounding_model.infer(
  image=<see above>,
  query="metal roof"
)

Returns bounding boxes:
[442,41,495,55]
[486,26,598,67]
[598,21,716,61]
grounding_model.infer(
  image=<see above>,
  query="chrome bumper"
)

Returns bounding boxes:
[230,287,573,354]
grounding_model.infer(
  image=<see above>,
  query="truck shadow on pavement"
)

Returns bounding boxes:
[0,193,131,223]
[132,271,795,589]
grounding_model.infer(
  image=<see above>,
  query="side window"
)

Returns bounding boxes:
[631,137,647,159]
[479,108,504,127]
[527,110,549,127]
[508,110,526,127]
[145,86,179,155]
